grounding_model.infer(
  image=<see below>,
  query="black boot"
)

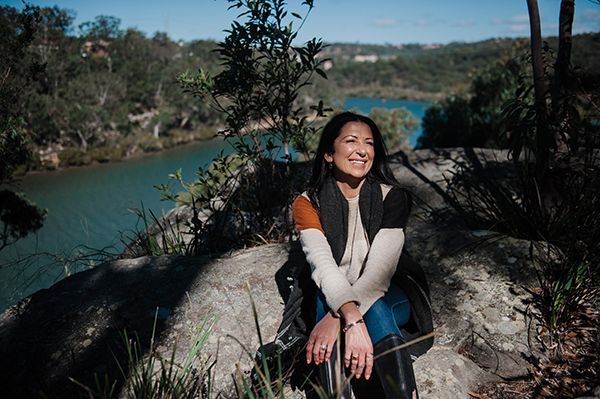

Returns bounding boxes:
[317,340,352,399]
[373,334,419,399]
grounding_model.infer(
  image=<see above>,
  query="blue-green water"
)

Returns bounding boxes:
[0,139,232,310]
[0,97,430,311]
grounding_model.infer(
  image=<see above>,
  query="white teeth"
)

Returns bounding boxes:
[350,160,365,164]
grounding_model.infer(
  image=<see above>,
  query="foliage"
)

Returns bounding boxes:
[3,4,600,165]
[0,189,46,251]
[428,7,600,396]
[2,4,224,164]
[72,315,217,399]
[442,150,599,255]
[0,119,32,183]
[502,47,600,168]
[417,56,525,149]
[368,107,418,152]
[121,200,203,257]
[79,15,122,40]
[0,5,46,250]
[171,0,330,251]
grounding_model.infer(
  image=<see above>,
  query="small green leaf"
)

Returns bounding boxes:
[315,68,327,79]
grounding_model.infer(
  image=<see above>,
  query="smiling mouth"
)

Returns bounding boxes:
[350,160,367,165]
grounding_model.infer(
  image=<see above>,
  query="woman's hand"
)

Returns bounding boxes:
[339,302,373,380]
[306,312,340,365]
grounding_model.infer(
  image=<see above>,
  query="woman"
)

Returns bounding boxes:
[291,112,427,398]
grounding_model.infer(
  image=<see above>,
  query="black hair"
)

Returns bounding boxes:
[307,111,400,206]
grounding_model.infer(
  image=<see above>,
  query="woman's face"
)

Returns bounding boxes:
[324,121,375,186]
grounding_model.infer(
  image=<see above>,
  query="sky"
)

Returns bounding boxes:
[3,0,600,44]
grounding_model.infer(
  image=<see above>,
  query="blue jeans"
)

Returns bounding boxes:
[315,284,411,344]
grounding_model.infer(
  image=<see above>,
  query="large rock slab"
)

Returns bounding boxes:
[0,245,300,398]
[1,225,541,398]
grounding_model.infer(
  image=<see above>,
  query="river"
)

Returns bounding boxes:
[0,97,430,311]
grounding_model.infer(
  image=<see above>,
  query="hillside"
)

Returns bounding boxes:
[3,5,599,170]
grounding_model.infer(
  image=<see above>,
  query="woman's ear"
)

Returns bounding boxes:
[324,152,333,163]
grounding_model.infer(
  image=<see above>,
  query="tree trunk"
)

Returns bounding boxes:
[155,81,163,106]
[76,130,88,152]
[552,0,574,156]
[526,0,550,178]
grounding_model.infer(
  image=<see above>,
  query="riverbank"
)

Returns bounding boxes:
[341,87,444,103]
[19,126,219,176]
[19,96,434,176]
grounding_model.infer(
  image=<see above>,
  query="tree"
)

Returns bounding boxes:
[180,0,328,162]
[78,15,122,40]
[416,56,524,149]
[173,0,330,247]
[519,0,590,172]
[0,4,46,250]
[525,0,550,177]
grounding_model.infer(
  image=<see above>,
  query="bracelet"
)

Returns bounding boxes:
[342,318,364,333]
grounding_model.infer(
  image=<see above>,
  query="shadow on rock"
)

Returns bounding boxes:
[0,255,212,398]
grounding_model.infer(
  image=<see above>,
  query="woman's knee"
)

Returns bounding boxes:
[383,285,411,328]
[363,299,400,344]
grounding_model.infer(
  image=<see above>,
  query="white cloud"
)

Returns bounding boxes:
[373,18,401,27]
[451,18,476,28]
[509,24,529,32]
[511,14,530,23]
[414,18,431,27]
[579,8,600,23]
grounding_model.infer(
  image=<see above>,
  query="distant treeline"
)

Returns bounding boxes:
[2,4,599,169]
[317,34,600,101]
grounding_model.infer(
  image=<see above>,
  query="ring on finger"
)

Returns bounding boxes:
[319,344,327,352]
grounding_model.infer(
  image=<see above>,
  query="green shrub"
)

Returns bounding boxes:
[368,107,418,152]
[138,136,163,152]
[59,147,92,167]
[89,145,124,163]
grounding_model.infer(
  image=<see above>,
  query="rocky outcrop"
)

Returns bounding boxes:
[0,247,294,398]
[0,227,543,398]
[1,149,547,398]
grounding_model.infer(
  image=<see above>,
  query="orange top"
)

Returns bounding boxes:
[291,195,324,233]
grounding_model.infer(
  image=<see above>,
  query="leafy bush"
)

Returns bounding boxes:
[368,107,418,152]
[89,145,125,163]
[166,0,330,252]
[58,147,93,166]
[417,57,525,149]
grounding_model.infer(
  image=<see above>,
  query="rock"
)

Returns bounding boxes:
[1,223,542,397]
[0,245,299,398]
[414,347,488,399]
[406,219,541,381]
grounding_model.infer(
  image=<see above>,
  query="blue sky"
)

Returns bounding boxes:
[3,0,599,44]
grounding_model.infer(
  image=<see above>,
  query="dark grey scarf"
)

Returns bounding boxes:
[318,175,384,264]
